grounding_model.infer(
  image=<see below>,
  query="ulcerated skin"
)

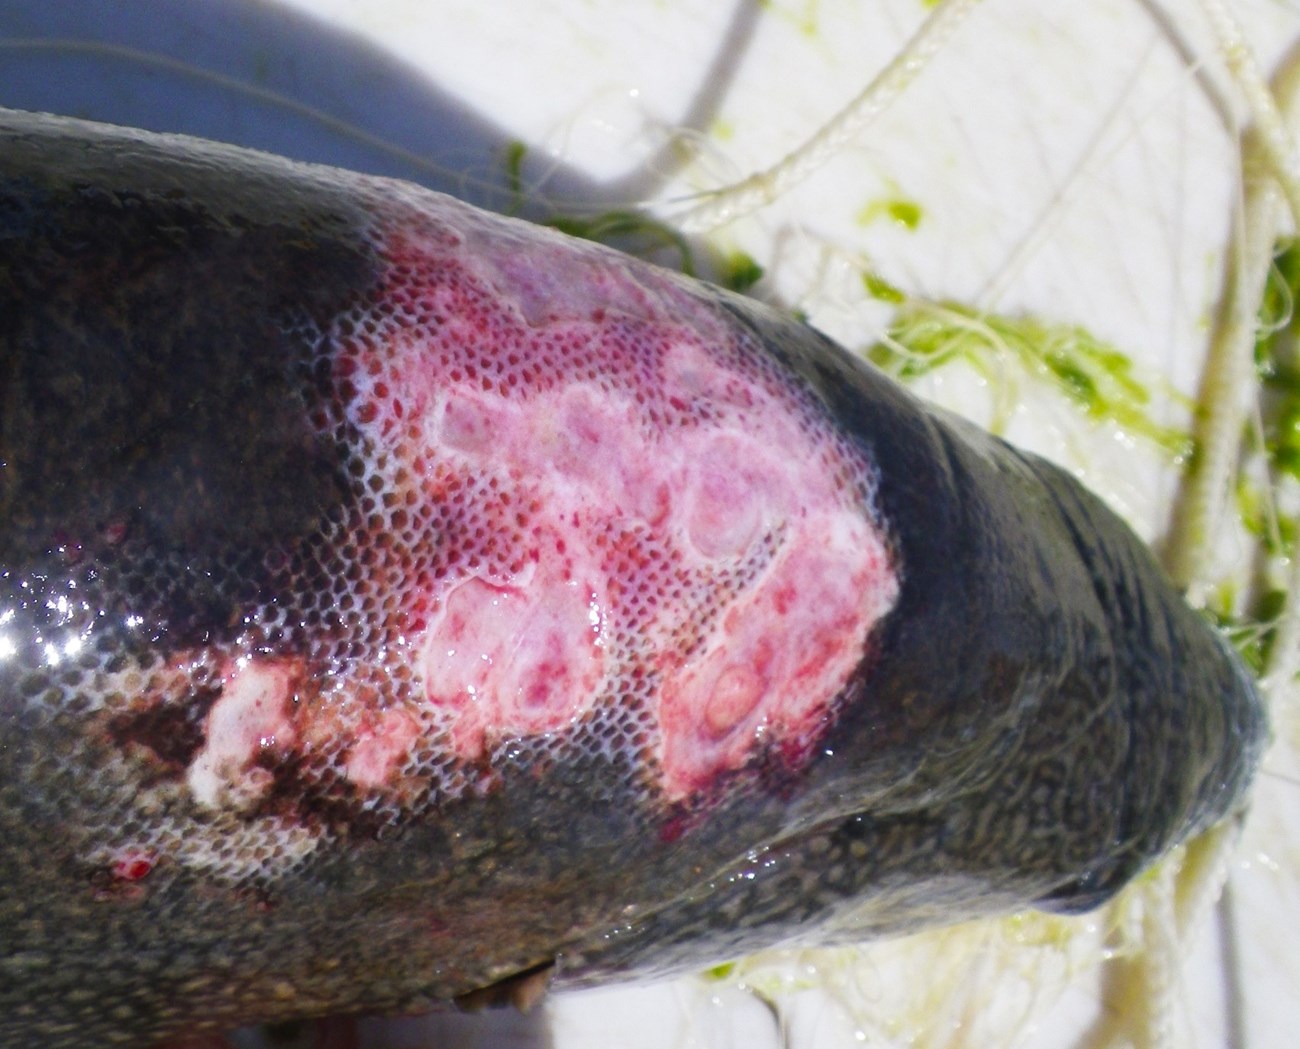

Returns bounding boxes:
[0,108,1267,1045]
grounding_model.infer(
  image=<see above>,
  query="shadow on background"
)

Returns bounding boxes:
[0,1,766,1046]
[0,0,762,216]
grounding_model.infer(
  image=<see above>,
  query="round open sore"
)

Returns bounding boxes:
[422,570,607,759]
[320,200,901,802]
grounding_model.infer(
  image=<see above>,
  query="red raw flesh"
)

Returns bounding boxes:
[309,210,900,801]
[163,200,899,811]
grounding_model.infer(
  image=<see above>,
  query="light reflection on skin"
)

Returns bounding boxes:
[0,587,124,666]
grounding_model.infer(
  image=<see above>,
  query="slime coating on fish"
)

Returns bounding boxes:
[0,108,1266,1046]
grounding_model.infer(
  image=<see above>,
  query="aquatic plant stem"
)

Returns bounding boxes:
[1165,28,1300,600]
[673,0,986,234]
[1196,0,1300,220]
[1165,170,1282,598]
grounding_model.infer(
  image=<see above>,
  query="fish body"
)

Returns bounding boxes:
[0,108,1266,1046]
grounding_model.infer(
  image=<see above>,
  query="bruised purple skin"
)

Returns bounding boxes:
[0,108,1266,1046]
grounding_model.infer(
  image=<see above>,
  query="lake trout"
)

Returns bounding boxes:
[0,107,1267,1046]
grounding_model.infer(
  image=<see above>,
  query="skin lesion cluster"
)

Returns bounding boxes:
[296,207,904,807]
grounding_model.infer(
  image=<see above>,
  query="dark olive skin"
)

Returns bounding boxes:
[0,108,1266,1046]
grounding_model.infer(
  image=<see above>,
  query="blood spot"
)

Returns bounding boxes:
[111,850,156,883]
[102,518,129,545]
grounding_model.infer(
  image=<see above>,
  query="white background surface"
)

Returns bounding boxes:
[1,2,1297,1047]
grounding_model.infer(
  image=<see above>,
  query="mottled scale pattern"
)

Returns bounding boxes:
[0,108,1267,1047]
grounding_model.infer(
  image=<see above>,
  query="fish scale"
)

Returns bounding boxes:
[0,107,1267,1047]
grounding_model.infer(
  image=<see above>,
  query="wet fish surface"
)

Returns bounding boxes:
[0,107,1267,1046]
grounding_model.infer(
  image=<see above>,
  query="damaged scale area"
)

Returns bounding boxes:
[0,109,1268,1047]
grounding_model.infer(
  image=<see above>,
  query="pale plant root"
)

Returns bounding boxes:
[669,0,988,236]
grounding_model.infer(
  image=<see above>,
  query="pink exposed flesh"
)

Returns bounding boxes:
[177,195,900,809]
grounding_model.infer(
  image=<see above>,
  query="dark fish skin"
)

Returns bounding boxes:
[0,107,1266,1046]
